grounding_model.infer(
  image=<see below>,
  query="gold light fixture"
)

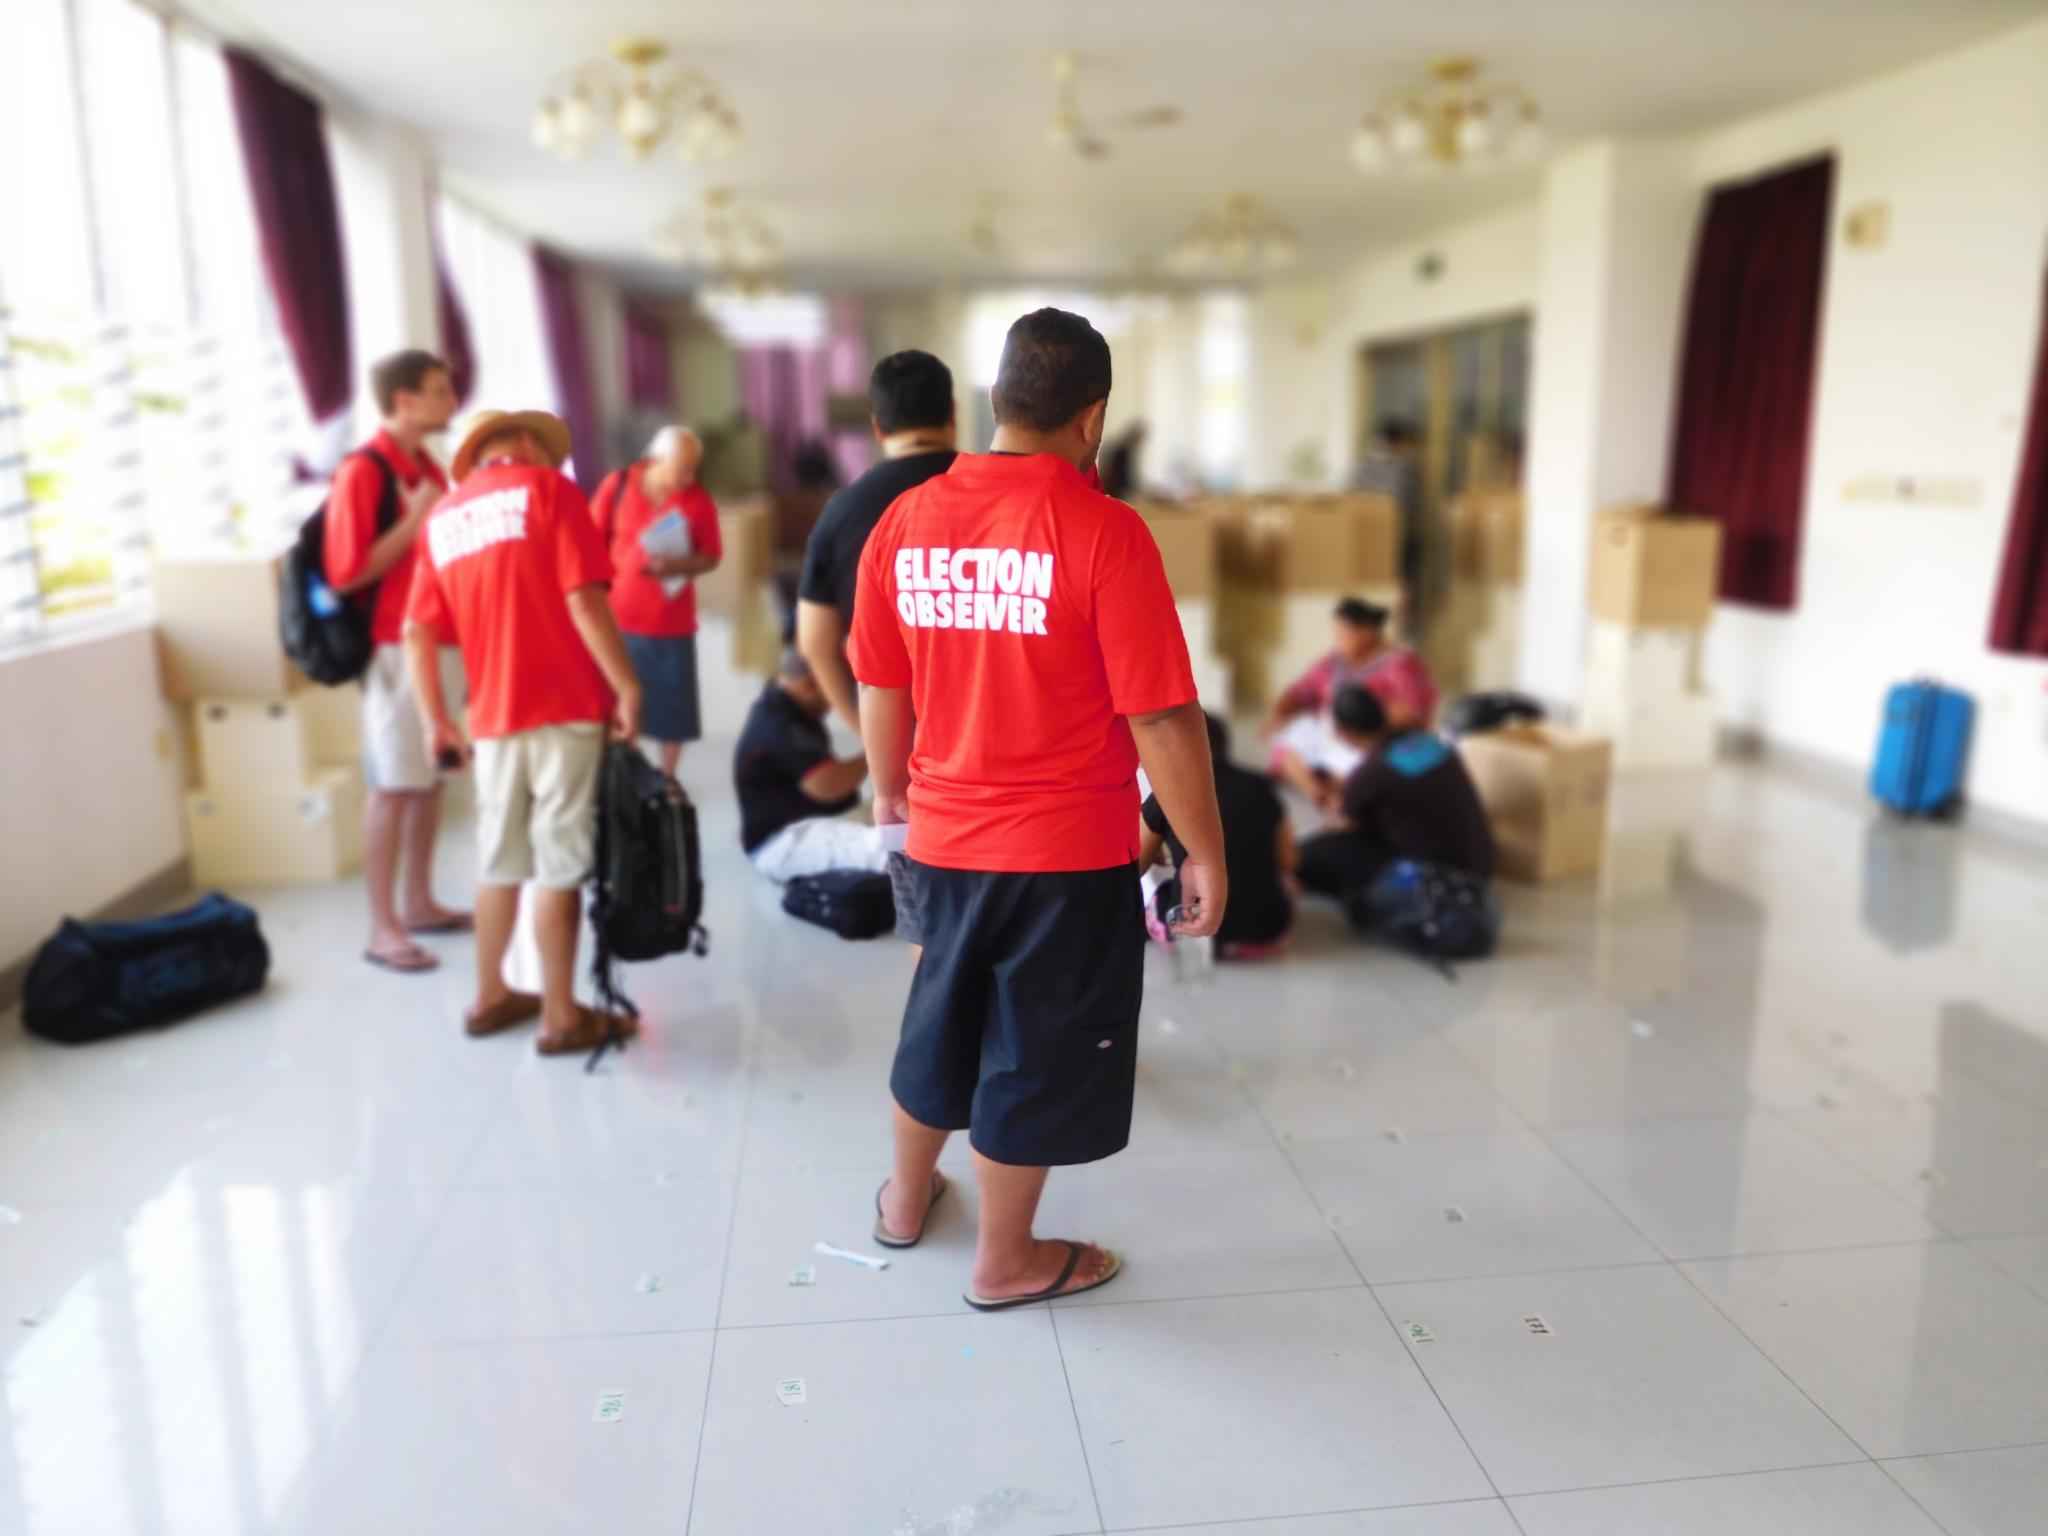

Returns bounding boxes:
[1349,56,1542,175]
[651,186,782,279]
[532,38,741,164]
[1168,196,1300,278]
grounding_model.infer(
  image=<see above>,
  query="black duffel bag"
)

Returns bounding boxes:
[23,892,270,1045]
[783,869,896,940]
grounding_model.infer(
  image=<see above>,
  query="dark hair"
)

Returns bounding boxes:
[1378,417,1417,446]
[1333,685,1388,738]
[371,349,449,416]
[1203,710,1231,760]
[868,350,954,435]
[1334,596,1390,630]
[991,307,1112,433]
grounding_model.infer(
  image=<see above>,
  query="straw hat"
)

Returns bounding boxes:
[451,409,573,480]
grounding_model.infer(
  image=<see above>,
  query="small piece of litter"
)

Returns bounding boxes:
[1159,1019,1181,1035]
[592,1389,626,1424]
[1405,1321,1436,1344]
[1279,1131,1297,1146]
[1326,1214,1352,1231]
[1443,1205,1467,1224]
[0,1205,22,1226]
[961,1349,973,1359]
[20,1305,52,1330]
[1523,1314,1554,1337]
[653,1169,680,1187]
[1384,1128,1407,1145]
[635,1272,664,1295]
[816,1241,889,1272]
[1328,1057,1358,1081]
[1815,1094,1839,1111]
[1629,1020,1654,1038]
[794,1162,813,1177]
[1224,1061,1250,1082]
[1919,1169,1949,1188]
[777,1376,808,1406]
[788,1266,817,1287]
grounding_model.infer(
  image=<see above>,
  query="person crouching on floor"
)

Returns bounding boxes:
[402,409,644,1055]
[1296,685,1494,901]
[736,647,887,882]
[1263,595,1438,810]
[1139,711,1298,960]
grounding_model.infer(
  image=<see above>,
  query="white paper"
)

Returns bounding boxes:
[815,1241,889,1272]
[877,821,910,854]
[788,1266,817,1288]
[1523,1314,1554,1337]
[635,1272,664,1294]
[777,1377,808,1406]
[1405,1321,1436,1344]
[592,1388,626,1423]
[639,510,695,599]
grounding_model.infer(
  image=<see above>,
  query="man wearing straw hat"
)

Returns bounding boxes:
[403,409,643,1056]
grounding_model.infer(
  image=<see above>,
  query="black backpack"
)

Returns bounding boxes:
[1443,690,1546,739]
[1345,859,1500,969]
[782,869,897,940]
[279,449,399,686]
[586,743,709,1066]
[23,892,270,1045]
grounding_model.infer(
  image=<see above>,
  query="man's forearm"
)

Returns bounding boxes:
[404,621,448,724]
[859,685,914,804]
[1129,701,1224,864]
[334,516,423,594]
[796,600,860,731]
[565,587,639,701]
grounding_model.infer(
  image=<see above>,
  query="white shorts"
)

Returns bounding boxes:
[473,723,605,890]
[363,644,466,793]
[1270,715,1365,781]
[748,816,890,883]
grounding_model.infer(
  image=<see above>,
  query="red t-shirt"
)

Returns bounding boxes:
[847,452,1197,873]
[592,465,724,638]
[404,459,614,740]
[324,428,449,645]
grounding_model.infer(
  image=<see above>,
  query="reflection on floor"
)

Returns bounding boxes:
[5,699,2048,1533]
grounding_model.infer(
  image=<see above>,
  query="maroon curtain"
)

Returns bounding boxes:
[1989,265,2048,656]
[224,49,352,428]
[532,248,602,492]
[623,305,675,414]
[1667,156,1834,609]
[434,254,476,406]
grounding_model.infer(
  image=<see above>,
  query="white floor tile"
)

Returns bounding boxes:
[1682,1243,2048,1458]
[1971,1232,2048,1302]
[1288,1131,1661,1283]
[278,1332,715,1536]
[1882,1442,2048,1536]
[383,1179,732,1343]
[1132,1503,1521,1536]
[463,1049,747,1185]
[1509,1462,1943,1534]
[689,1311,1096,1536]
[1786,1096,2048,1238]
[1441,1009,1755,1128]
[1380,1264,1860,1494]
[1056,1290,1491,1529]
[1546,1115,1940,1259]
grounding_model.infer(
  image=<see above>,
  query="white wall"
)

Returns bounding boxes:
[1688,19,2048,825]
[0,628,185,969]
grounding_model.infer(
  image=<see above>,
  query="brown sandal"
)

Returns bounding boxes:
[535,1006,639,1056]
[464,991,542,1037]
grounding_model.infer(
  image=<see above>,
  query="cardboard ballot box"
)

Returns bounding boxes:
[1459,724,1613,884]
[153,552,305,701]
[1588,505,1722,628]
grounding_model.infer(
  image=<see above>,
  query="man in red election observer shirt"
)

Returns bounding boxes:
[324,349,467,975]
[404,409,644,1058]
[590,425,724,780]
[850,307,1227,1309]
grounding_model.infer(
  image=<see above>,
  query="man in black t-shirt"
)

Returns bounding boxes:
[1298,686,1495,900]
[1139,712,1297,956]
[734,649,884,883]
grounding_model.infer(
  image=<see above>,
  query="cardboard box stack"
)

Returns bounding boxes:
[1578,505,1723,772]
[1459,723,1613,884]
[1132,501,1229,709]
[1233,495,1400,710]
[1451,490,1524,692]
[697,494,781,704]
[154,553,366,885]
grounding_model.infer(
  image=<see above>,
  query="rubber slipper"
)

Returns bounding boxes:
[405,913,475,935]
[364,947,438,974]
[963,1242,1121,1312]
[873,1171,949,1249]
[464,991,542,1038]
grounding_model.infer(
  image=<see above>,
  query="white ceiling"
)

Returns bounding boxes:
[192,0,2045,291]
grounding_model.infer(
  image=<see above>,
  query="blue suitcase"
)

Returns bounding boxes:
[1870,681,1972,816]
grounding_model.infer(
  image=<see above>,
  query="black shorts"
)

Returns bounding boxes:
[886,851,922,945]
[891,861,1145,1167]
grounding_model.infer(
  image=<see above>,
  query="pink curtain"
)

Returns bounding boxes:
[623,305,675,414]
[434,253,476,406]
[533,248,603,492]
[825,294,873,480]
[738,346,828,490]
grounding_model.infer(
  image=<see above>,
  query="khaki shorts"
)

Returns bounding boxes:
[364,644,466,793]
[473,723,605,890]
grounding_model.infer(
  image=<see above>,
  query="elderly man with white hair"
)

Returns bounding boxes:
[590,425,725,778]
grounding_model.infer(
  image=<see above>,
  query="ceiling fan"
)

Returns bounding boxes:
[1045,50,1182,160]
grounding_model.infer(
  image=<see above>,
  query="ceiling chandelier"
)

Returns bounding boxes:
[1350,56,1542,175]
[532,38,741,164]
[1168,196,1300,278]
[651,186,781,276]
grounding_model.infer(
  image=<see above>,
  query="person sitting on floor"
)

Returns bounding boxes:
[1262,595,1438,809]
[735,647,887,882]
[1296,685,1493,902]
[1139,711,1298,960]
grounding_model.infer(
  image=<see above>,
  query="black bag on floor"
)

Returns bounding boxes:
[1345,859,1500,965]
[586,743,710,1067]
[1443,690,1545,739]
[279,449,398,686]
[22,892,269,1045]
[783,869,896,940]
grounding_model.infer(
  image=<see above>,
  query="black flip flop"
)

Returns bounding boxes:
[872,1171,949,1249]
[963,1242,1122,1311]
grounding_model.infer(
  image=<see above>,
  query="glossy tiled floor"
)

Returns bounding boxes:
[6,687,2048,1532]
